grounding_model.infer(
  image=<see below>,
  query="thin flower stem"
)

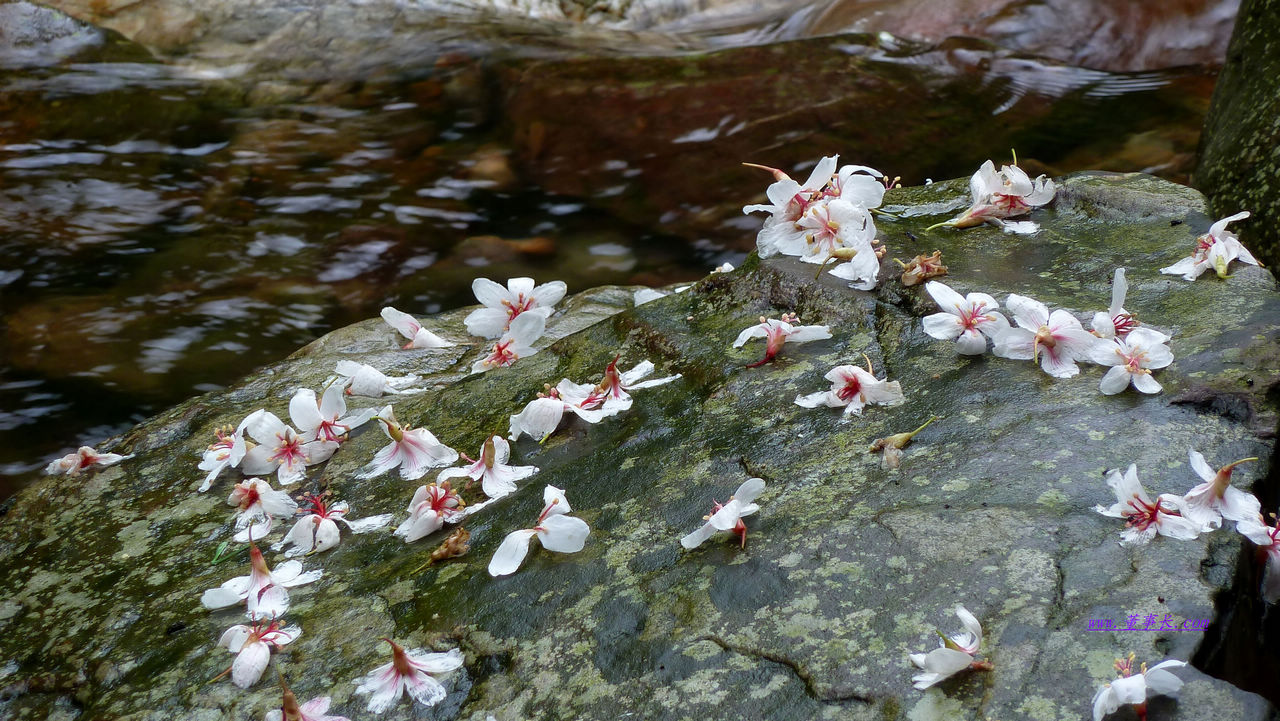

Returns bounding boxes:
[924,220,955,232]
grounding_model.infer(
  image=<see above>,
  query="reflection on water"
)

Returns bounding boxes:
[0,5,1219,497]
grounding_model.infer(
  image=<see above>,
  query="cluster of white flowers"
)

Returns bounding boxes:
[741,156,1269,718]
[921,272,1174,394]
[508,355,681,442]
[743,155,890,289]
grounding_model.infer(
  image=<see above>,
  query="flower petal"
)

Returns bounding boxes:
[537,514,590,553]
[488,529,538,576]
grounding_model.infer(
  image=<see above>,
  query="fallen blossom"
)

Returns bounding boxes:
[927,159,1055,232]
[394,481,466,543]
[198,424,250,492]
[1161,211,1259,281]
[1089,328,1174,395]
[1180,450,1260,529]
[507,390,619,443]
[471,311,545,374]
[45,445,133,477]
[909,606,991,689]
[795,358,904,416]
[358,406,459,481]
[437,435,538,501]
[921,281,1009,355]
[265,677,350,721]
[1236,514,1280,603]
[229,477,299,531]
[290,384,376,445]
[1092,654,1185,721]
[332,361,423,397]
[992,294,1096,378]
[380,306,454,349]
[1094,464,1206,546]
[201,541,322,618]
[795,198,877,266]
[465,277,566,339]
[218,617,301,689]
[734,313,831,368]
[869,416,939,469]
[554,355,682,415]
[353,640,463,714]
[488,485,590,576]
[277,494,392,556]
[897,250,948,287]
[681,477,765,549]
[1090,268,1146,340]
[240,409,338,486]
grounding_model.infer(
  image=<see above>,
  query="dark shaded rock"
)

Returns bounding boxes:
[0,173,1277,720]
[1195,0,1280,269]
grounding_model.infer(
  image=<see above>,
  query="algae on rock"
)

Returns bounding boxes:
[0,173,1277,721]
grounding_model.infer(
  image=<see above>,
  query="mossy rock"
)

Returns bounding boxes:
[1,173,1276,720]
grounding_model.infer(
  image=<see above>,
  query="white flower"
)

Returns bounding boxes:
[380,307,454,349]
[1092,655,1185,721]
[45,445,132,477]
[921,281,1010,355]
[332,361,423,397]
[1161,211,1258,280]
[488,485,590,576]
[991,294,1097,378]
[909,606,988,690]
[1236,515,1280,603]
[198,423,250,493]
[733,313,832,368]
[1090,268,1148,340]
[290,384,376,445]
[464,277,566,339]
[794,362,904,417]
[201,542,322,619]
[228,477,299,531]
[218,618,301,689]
[795,198,877,266]
[681,477,765,549]
[1090,328,1174,395]
[743,157,885,260]
[929,159,1055,231]
[507,392,620,443]
[553,355,682,415]
[1179,450,1260,529]
[265,680,350,721]
[437,435,538,501]
[358,406,459,481]
[743,155,840,258]
[277,493,392,557]
[1094,464,1206,546]
[711,262,735,274]
[239,409,338,486]
[471,312,545,374]
[394,481,466,543]
[353,640,463,714]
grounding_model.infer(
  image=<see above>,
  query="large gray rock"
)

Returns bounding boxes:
[1196,0,1280,269]
[0,173,1276,720]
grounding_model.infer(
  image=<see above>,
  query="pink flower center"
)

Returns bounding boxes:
[270,433,305,467]
[992,193,1030,215]
[1122,494,1171,532]
[501,294,535,326]
[486,339,518,367]
[316,419,348,443]
[836,375,862,402]
[1112,313,1138,336]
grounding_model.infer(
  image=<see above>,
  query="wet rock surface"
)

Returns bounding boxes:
[1195,0,1280,269]
[1,173,1277,720]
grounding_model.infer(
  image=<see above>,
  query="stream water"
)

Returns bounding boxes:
[0,0,1229,498]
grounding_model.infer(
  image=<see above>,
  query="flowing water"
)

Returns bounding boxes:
[0,0,1226,498]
